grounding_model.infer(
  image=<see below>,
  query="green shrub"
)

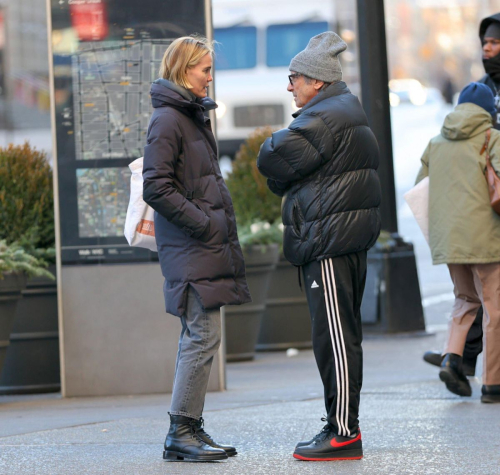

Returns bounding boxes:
[226,127,282,227]
[237,221,283,252]
[0,240,54,279]
[0,143,55,260]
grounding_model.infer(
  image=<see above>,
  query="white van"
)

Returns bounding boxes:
[212,0,358,159]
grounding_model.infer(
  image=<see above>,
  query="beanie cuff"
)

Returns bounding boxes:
[289,58,342,83]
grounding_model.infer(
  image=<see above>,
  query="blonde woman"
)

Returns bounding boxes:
[143,36,251,462]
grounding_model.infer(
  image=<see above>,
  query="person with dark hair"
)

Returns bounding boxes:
[422,13,500,377]
[416,82,500,403]
[257,31,381,461]
[479,13,500,128]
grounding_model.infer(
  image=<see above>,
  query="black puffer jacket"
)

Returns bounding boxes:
[143,79,251,316]
[257,81,381,266]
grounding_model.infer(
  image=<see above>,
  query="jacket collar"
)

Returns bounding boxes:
[150,79,218,126]
[292,81,350,117]
[154,78,197,102]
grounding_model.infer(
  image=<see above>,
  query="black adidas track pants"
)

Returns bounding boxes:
[302,251,367,437]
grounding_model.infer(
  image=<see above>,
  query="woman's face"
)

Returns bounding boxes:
[186,53,213,98]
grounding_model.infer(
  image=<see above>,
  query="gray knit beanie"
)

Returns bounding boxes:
[289,31,347,83]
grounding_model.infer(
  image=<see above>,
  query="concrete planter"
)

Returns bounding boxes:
[0,267,60,394]
[225,244,280,362]
[256,255,311,351]
[361,246,426,334]
[0,273,28,377]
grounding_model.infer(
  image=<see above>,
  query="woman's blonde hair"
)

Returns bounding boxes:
[159,35,214,89]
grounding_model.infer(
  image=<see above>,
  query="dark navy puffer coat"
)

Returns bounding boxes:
[143,80,251,317]
[257,81,381,267]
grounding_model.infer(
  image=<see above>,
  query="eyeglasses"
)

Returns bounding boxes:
[288,73,302,86]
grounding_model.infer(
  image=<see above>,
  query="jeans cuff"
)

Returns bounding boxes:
[169,410,200,420]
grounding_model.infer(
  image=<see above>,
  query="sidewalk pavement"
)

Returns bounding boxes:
[1,323,499,475]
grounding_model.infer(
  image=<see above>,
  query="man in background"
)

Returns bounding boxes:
[423,13,500,376]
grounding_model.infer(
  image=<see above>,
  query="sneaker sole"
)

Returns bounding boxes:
[163,450,228,462]
[439,369,472,397]
[293,450,363,461]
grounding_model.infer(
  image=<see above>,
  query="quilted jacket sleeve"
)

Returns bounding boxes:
[257,112,335,192]
[142,113,210,239]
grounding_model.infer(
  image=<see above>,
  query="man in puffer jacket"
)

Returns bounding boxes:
[257,31,381,461]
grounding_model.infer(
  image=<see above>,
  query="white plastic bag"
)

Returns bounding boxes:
[124,157,157,252]
[403,176,429,244]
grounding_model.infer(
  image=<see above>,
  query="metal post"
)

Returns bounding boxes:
[356,0,426,334]
[356,0,398,233]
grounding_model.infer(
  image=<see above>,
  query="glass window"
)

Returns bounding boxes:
[266,21,329,67]
[214,26,257,70]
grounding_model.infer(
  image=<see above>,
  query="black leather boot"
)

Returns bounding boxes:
[293,427,363,461]
[194,417,237,456]
[423,350,476,376]
[163,415,228,462]
[439,353,472,397]
[481,385,500,403]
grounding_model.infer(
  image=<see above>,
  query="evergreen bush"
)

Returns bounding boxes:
[237,221,283,251]
[0,240,54,279]
[226,127,282,228]
[0,143,55,261]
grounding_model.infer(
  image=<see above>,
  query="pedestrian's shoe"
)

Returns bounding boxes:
[193,417,237,456]
[423,350,476,376]
[481,385,500,404]
[439,353,472,397]
[423,350,443,368]
[163,415,228,462]
[293,427,363,461]
[295,417,330,448]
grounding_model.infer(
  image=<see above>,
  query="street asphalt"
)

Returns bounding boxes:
[1,322,499,475]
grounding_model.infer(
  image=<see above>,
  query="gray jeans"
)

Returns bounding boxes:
[170,287,221,420]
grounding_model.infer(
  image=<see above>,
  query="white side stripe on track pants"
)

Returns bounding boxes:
[321,258,351,437]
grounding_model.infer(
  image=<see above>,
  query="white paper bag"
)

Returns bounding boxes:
[124,157,157,252]
[403,176,429,244]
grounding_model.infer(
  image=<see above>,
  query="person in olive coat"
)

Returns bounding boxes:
[142,36,251,462]
[415,83,500,404]
[257,32,381,461]
[423,12,500,376]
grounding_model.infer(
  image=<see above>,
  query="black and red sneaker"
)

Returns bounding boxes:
[293,427,363,461]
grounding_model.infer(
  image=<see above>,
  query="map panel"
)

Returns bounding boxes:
[72,40,172,160]
[76,167,131,238]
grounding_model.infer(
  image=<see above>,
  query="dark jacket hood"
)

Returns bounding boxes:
[150,79,217,116]
[480,13,500,39]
